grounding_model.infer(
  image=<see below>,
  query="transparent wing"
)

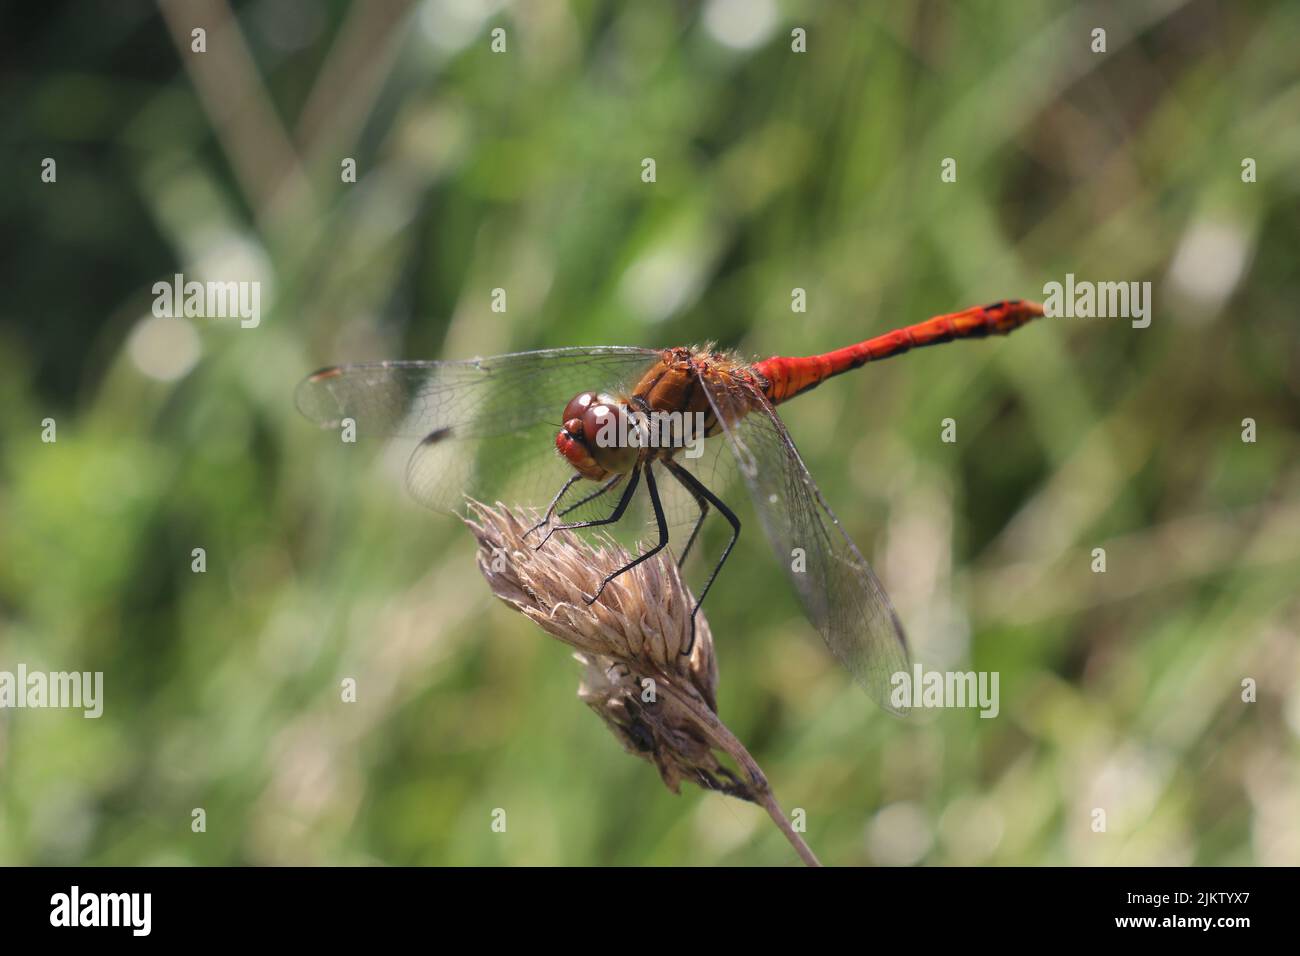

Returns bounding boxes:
[696,369,911,714]
[296,347,662,514]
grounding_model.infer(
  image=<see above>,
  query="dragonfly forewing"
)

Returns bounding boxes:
[296,347,661,513]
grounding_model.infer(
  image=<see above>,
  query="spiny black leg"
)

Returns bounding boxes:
[556,473,624,519]
[674,471,709,568]
[537,466,641,550]
[585,462,670,605]
[665,459,740,656]
[524,473,583,538]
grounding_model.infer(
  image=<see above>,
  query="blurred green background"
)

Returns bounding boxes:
[2,0,1298,866]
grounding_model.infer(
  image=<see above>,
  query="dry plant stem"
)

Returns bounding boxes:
[652,677,821,867]
[158,0,313,233]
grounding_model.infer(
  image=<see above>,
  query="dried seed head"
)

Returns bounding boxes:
[463,499,820,865]
[463,499,738,795]
[463,499,717,711]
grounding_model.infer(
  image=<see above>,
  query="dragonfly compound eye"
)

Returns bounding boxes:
[584,402,639,473]
[562,391,598,425]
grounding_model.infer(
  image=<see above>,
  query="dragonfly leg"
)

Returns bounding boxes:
[537,466,641,551]
[584,463,670,606]
[664,459,740,657]
[524,473,583,538]
[556,473,624,520]
[673,472,710,569]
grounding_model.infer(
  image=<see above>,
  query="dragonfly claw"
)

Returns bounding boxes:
[583,578,613,606]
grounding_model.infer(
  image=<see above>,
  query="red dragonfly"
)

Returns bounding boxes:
[297,299,1043,714]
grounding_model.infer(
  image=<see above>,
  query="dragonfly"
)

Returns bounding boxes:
[297,299,1044,714]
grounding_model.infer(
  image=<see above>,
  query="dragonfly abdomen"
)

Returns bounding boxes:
[755,299,1044,404]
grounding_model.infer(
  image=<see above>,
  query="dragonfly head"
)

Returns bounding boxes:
[556,391,639,480]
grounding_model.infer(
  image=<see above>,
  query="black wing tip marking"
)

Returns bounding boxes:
[419,426,454,446]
